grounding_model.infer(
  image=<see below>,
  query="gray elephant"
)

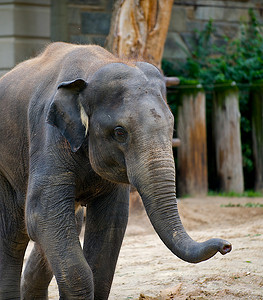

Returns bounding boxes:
[0,42,231,300]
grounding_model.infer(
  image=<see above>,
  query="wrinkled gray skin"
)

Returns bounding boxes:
[0,43,231,300]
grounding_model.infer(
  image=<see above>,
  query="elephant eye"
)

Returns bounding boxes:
[113,126,128,143]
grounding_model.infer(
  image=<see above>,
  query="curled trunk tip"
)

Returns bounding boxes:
[172,237,232,264]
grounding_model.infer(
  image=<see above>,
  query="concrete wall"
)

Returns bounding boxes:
[0,0,50,77]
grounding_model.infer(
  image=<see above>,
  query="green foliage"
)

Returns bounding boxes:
[162,19,215,83]
[162,9,263,84]
[212,11,263,84]
[208,190,263,198]
[162,9,263,190]
[220,202,263,207]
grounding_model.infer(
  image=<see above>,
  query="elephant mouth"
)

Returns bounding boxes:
[75,182,118,206]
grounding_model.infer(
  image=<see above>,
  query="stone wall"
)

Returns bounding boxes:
[0,0,50,77]
[60,0,114,46]
[164,0,263,64]
[63,0,263,64]
[1,0,263,76]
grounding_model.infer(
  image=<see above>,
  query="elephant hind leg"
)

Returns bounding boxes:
[21,208,84,299]
[0,174,29,299]
[21,243,53,300]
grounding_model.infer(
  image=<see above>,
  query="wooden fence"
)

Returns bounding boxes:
[167,80,263,196]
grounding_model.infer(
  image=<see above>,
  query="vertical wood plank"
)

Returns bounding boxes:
[177,87,208,196]
[213,84,244,193]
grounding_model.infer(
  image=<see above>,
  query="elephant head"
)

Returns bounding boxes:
[47,61,231,263]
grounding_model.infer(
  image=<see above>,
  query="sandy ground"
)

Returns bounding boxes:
[24,196,263,299]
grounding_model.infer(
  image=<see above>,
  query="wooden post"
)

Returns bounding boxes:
[250,81,263,192]
[165,77,180,87]
[213,83,244,193]
[177,84,208,197]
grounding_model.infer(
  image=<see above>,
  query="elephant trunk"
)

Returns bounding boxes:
[127,153,231,263]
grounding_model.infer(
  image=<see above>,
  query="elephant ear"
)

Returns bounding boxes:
[46,78,89,152]
[135,61,162,75]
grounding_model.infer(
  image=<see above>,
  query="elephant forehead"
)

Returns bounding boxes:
[91,62,162,89]
[90,78,164,111]
[120,97,173,131]
[94,94,170,123]
[88,62,166,115]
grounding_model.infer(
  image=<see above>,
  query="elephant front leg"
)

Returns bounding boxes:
[26,178,94,300]
[83,184,129,300]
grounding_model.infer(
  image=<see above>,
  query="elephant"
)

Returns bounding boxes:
[0,42,231,300]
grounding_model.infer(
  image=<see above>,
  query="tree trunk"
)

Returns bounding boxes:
[213,84,244,193]
[251,82,263,192]
[105,0,174,68]
[177,86,208,197]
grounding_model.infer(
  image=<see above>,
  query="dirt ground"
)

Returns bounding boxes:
[24,196,263,299]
